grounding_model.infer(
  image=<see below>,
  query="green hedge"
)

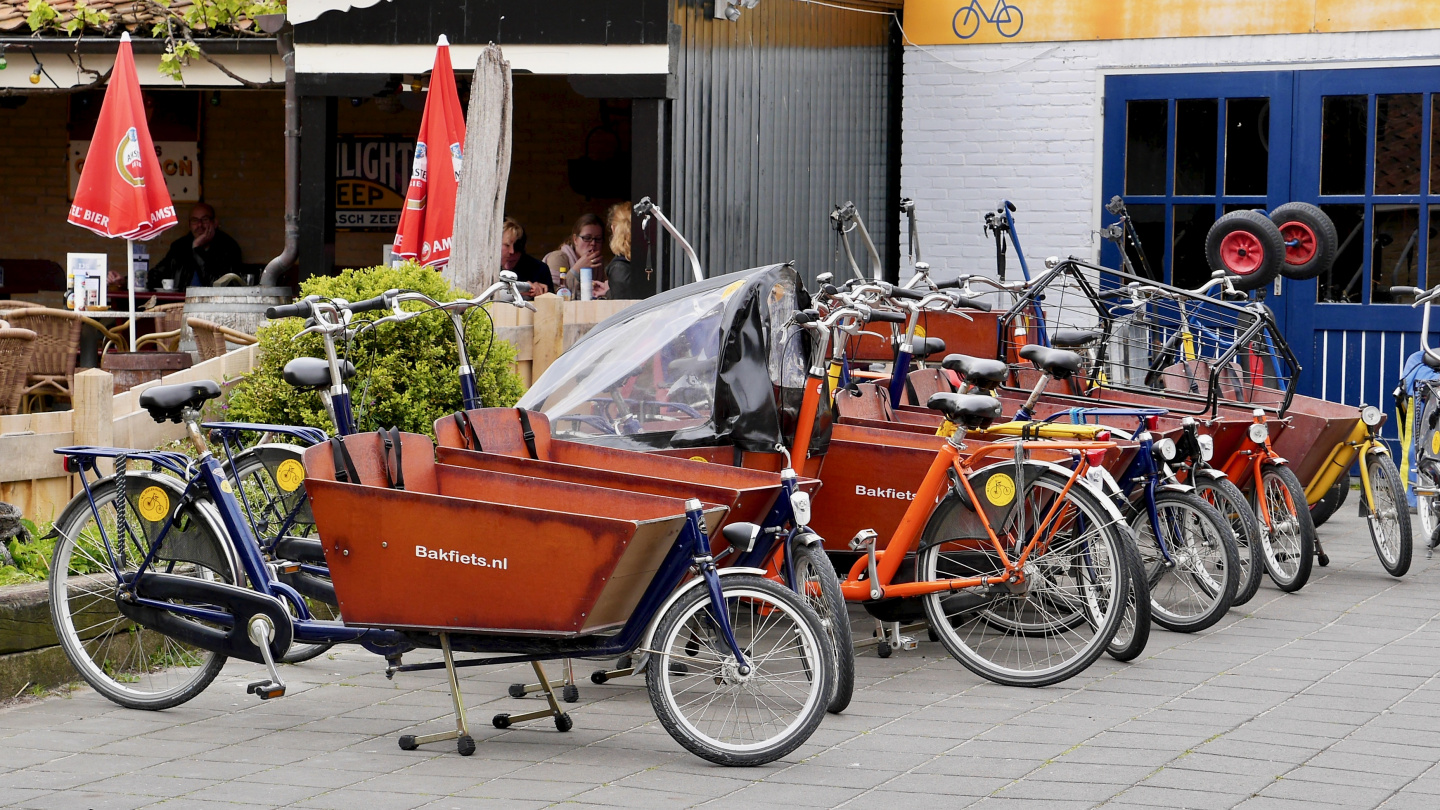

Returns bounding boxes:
[225,263,526,437]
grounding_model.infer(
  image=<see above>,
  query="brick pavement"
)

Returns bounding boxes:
[2,510,1439,809]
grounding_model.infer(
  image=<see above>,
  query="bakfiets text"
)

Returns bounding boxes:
[416,545,508,570]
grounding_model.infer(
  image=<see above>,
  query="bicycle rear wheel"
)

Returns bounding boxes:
[1130,491,1238,633]
[790,542,854,714]
[1107,525,1152,662]
[647,575,832,766]
[49,473,234,710]
[1256,464,1314,592]
[1195,475,1264,607]
[1363,454,1412,577]
[918,467,1129,687]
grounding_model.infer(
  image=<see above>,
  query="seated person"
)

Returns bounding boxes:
[500,218,552,297]
[149,203,243,291]
[603,201,651,301]
[543,213,609,299]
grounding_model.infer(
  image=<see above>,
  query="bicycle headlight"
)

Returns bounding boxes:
[1248,422,1269,444]
[789,490,812,526]
[1196,434,1214,462]
[1361,406,1382,427]
[1153,437,1177,461]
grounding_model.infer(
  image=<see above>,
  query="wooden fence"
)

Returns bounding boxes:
[0,295,632,522]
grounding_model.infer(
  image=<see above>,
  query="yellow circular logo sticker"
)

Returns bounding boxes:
[276,459,306,492]
[219,479,233,494]
[689,456,710,463]
[1431,431,1439,455]
[985,474,1016,507]
[137,487,170,522]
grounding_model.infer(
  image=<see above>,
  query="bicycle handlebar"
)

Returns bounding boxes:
[348,292,394,314]
[266,300,314,320]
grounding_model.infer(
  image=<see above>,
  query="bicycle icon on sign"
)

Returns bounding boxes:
[952,0,1024,39]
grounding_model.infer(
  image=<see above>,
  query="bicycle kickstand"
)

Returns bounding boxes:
[397,633,476,756]
[493,661,574,734]
[508,657,580,703]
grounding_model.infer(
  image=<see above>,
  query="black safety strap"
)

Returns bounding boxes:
[453,411,482,452]
[904,374,918,407]
[516,408,539,460]
[330,435,361,485]
[377,427,405,490]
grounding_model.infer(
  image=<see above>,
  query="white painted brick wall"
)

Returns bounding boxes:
[900,28,1440,286]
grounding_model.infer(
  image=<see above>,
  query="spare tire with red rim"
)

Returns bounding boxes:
[1268,202,1339,280]
[1205,209,1285,292]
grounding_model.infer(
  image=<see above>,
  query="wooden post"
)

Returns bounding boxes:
[531,293,564,381]
[73,369,114,475]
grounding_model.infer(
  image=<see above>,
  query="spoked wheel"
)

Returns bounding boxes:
[1256,465,1315,592]
[1309,475,1349,529]
[1129,491,1238,633]
[1195,476,1264,607]
[1363,454,1412,577]
[918,467,1130,687]
[647,575,832,767]
[789,542,855,714]
[230,444,334,664]
[1107,526,1152,662]
[49,473,234,710]
[1417,470,1440,550]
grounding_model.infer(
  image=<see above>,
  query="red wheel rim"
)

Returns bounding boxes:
[1278,221,1317,265]
[1220,231,1265,275]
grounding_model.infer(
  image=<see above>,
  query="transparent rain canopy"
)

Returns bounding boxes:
[518,264,807,451]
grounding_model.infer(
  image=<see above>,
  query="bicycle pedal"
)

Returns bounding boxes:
[897,636,918,651]
[246,680,286,700]
[275,562,302,575]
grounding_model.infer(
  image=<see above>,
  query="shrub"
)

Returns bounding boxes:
[226,262,525,437]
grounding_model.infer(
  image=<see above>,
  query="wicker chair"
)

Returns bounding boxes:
[3,308,84,411]
[188,317,258,362]
[129,302,188,352]
[0,325,38,416]
[0,300,34,312]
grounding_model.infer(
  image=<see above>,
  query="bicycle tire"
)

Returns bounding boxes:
[790,542,855,714]
[1130,491,1238,633]
[1268,202,1338,281]
[1256,464,1315,592]
[918,467,1129,687]
[646,575,832,766]
[1363,454,1412,577]
[1205,210,1285,292]
[229,445,335,664]
[1309,475,1347,528]
[1195,475,1264,607]
[49,472,233,710]
[1107,525,1152,662]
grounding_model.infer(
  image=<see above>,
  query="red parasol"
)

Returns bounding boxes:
[67,32,177,350]
[391,35,466,269]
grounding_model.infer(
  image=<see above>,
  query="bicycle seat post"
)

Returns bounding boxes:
[182,406,210,458]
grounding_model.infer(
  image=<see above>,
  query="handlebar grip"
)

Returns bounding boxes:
[867,309,907,324]
[889,285,925,302]
[266,300,313,320]
[934,277,960,289]
[1390,286,1421,297]
[515,281,533,294]
[950,294,991,312]
[793,309,821,325]
[348,293,392,314]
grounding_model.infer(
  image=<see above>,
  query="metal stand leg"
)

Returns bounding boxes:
[492,661,574,732]
[507,657,581,702]
[589,654,635,685]
[397,633,476,756]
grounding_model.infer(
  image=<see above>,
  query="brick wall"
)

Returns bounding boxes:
[330,75,628,271]
[0,90,284,293]
[900,29,1440,288]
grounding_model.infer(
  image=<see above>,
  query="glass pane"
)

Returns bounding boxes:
[1126,100,1168,195]
[1374,94,1423,195]
[1317,204,1365,303]
[1321,95,1368,195]
[1124,204,1166,282]
[1429,205,1440,293]
[1372,205,1421,303]
[1433,97,1440,195]
[1225,98,1269,196]
[1174,99,1218,196]
[1172,204,1217,290]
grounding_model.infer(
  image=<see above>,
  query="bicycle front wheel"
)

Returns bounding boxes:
[1364,454,1412,577]
[1106,525,1152,662]
[647,574,832,766]
[1195,475,1264,607]
[1130,491,1238,633]
[918,467,1130,687]
[790,541,854,714]
[49,473,234,710]
[1256,464,1314,592]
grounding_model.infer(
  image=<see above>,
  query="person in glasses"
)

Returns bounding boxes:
[148,202,243,291]
[542,213,609,299]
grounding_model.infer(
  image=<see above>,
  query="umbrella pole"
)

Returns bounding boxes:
[127,239,137,351]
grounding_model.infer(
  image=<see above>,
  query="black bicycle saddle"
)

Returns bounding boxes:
[911,337,947,360]
[941,354,1008,389]
[283,357,356,390]
[926,393,1003,429]
[139,380,222,424]
[1019,344,1082,380]
[1051,328,1103,348]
